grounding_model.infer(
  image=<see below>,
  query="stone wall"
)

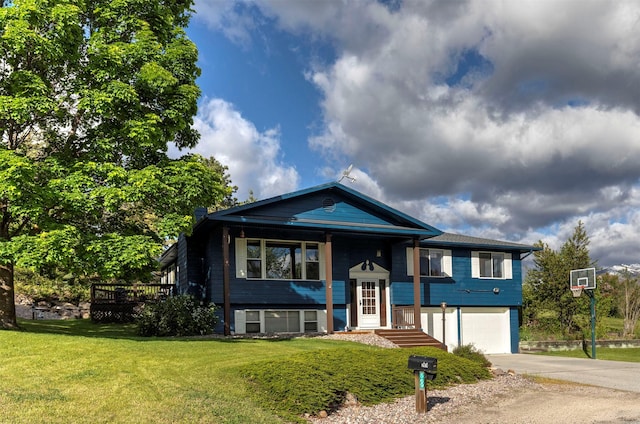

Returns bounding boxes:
[520,339,640,352]
[16,295,91,320]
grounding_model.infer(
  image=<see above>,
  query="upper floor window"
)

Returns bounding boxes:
[420,248,445,277]
[479,252,503,278]
[236,238,324,280]
[406,247,452,277]
[472,251,512,279]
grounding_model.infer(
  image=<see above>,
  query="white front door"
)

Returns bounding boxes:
[357,279,379,328]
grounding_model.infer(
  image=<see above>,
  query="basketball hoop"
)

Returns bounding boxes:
[570,287,583,298]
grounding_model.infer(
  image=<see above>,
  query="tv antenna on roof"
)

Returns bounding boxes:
[338,164,356,183]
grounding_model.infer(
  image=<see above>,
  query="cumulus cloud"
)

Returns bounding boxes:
[193,0,640,266]
[170,98,299,200]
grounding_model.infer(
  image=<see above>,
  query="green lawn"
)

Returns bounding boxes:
[0,319,360,423]
[539,347,640,362]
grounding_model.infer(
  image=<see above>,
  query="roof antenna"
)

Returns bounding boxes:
[338,164,356,183]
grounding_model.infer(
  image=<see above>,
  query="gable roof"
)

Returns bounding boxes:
[201,182,443,239]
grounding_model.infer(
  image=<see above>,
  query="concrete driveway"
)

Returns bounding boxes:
[486,354,640,393]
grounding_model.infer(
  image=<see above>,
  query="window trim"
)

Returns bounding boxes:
[471,251,513,280]
[234,309,326,334]
[406,247,452,277]
[235,238,325,281]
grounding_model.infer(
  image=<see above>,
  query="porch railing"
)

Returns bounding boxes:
[90,284,175,322]
[392,305,415,329]
[91,283,175,304]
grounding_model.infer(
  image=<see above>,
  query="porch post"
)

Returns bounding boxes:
[222,226,231,336]
[413,239,421,330]
[325,233,334,333]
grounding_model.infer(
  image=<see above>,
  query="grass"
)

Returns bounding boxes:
[1,320,354,423]
[0,319,490,423]
[539,347,640,362]
[521,316,640,341]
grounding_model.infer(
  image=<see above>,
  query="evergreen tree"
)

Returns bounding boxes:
[524,222,597,336]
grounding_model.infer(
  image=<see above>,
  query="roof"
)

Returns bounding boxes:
[421,232,540,253]
[200,182,443,239]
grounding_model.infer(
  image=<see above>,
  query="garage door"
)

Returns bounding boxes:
[460,308,511,354]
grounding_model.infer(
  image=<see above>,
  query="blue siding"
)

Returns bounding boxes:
[243,192,403,227]
[188,217,527,335]
[390,247,523,308]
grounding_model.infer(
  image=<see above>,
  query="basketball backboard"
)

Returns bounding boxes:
[570,268,596,297]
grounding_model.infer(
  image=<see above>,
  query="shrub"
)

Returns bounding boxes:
[236,346,491,422]
[135,295,217,337]
[452,344,492,368]
[15,268,91,303]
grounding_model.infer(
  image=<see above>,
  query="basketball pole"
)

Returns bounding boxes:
[586,290,596,360]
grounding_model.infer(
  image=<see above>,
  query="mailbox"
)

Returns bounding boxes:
[408,355,437,380]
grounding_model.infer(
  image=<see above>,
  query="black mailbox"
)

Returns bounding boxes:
[408,355,437,380]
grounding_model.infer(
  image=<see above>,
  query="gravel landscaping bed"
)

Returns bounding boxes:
[306,332,539,424]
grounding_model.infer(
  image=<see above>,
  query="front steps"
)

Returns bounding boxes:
[374,329,447,350]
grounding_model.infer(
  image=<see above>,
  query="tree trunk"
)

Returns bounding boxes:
[0,262,18,330]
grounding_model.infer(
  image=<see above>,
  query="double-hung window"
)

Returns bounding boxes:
[472,251,512,279]
[236,238,323,280]
[479,252,504,278]
[406,247,452,277]
[419,249,445,277]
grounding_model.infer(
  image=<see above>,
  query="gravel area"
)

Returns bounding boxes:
[306,374,538,424]
[304,333,640,424]
[306,332,538,424]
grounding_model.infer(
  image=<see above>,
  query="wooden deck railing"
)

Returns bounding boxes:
[90,284,175,322]
[392,305,415,329]
[91,284,175,304]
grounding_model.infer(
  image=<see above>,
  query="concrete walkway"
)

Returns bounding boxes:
[487,353,640,393]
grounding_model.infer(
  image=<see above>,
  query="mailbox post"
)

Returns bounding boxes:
[407,355,437,413]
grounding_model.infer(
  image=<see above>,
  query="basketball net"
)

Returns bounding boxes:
[571,287,584,298]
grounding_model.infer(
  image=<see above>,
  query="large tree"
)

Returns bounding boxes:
[603,270,640,338]
[0,0,231,329]
[524,221,597,336]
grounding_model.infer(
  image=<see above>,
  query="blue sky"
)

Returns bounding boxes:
[172,0,640,268]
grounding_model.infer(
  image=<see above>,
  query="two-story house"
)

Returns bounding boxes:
[159,182,537,353]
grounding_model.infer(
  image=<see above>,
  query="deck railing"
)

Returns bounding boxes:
[90,284,175,322]
[392,305,415,329]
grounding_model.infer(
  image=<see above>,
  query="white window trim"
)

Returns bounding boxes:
[471,251,512,279]
[406,247,452,277]
[234,309,328,334]
[235,238,325,281]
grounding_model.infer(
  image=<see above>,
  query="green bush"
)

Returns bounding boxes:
[15,268,91,303]
[135,295,218,337]
[236,346,491,422]
[452,344,492,368]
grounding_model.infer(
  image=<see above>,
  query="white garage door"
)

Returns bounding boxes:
[460,308,511,354]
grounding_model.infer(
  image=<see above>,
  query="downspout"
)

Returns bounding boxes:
[520,250,534,260]
[457,306,462,347]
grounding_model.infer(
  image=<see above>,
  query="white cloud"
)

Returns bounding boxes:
[191,0,640,266]
[170,98,299,200]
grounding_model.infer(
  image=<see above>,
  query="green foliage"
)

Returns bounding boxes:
[135,295,218,337]
[601,271,640,338]
[452,344,492,368]
[0,0,235,326]
[237,346,491,422]
[14,267,91,303]
[523,221,598,338]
